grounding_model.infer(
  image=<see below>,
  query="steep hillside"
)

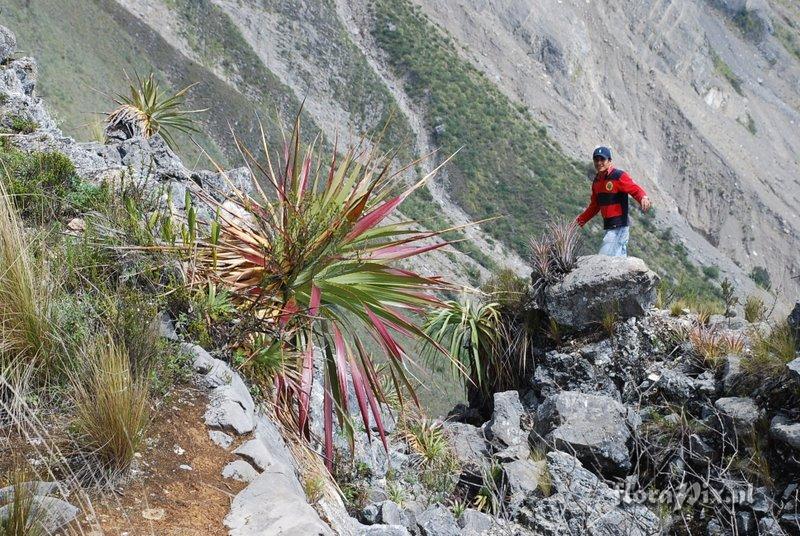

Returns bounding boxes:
[404,0,800,301]
[4,0,794,305]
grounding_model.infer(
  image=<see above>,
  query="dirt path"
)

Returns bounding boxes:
[82,387,245,535]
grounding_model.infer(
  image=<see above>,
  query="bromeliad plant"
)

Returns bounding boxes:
[187,118,460,469]
[106,72,205,150]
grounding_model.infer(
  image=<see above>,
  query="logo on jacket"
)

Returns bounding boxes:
[605,181,614,191]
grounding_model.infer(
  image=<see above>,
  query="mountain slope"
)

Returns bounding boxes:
[405,0,800,301]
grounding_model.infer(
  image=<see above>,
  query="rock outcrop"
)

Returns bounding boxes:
[544,255,658,330]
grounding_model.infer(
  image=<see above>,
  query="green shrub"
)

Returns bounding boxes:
[702,265,720,280]
[0,148,80,223]
[9,115,38,134]
[750,266,771,290]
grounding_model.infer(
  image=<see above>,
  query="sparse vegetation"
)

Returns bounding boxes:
[8,115,38,134]
[710,48,744,95]
[743,322,797,378]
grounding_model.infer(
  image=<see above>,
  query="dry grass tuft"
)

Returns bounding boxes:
[743,295,767,323]
[70,337,150,475]
[0,177,51,374]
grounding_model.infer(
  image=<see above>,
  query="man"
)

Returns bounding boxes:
[575,146,652,257]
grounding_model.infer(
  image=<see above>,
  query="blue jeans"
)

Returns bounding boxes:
[599,226,629,257]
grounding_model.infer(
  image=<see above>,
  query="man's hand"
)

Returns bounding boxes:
[640,196,652,212]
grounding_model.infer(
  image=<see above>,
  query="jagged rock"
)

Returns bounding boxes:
[484,391,529,458]
[458,508,493,535]
[0,481,59,501]
[158,312,178,341]
[362,503,380,525]
[688,433,715,462]
[234,438,277,472]
[0,496,79,533]
[416,506,460,536]
[524,451,660,536]
[532,342,620,400]
[771,415,800,450]
[208,430,234,449]
[0,26,16,63]
[721,354,745,394]
[789,303,800,348]
[543,255,658,330]
[184,343,255,435]
[225,471,333,535]
[379,501,403,525]
[788,358,800,383]
[446,422,490,472]
[758,517,787,535]
[503,458,547,513]
[358,526,411,536]
[706,518,727,536]
[222,460,259,483]
[714,397,765,436]
[534,391,639,476]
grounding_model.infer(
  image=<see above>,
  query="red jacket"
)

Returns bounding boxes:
[576,167,647,230]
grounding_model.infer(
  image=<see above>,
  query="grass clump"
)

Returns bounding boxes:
[529,218,579,301]
[743,322,797,378]
[0,464,46,536]
[70,336,150,475]
[0,146,107,224]
[710,48,743,95]
[750,266,771,290]
[743,295,767,323]
[0,178,52,374]
[400,416,459,494]
[8,115,38,134]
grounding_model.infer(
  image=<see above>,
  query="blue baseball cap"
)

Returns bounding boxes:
[593,146,612,160]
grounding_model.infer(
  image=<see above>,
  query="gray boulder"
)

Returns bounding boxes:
[544,255,658,330]
[225,470,333,535]
[484,391,530,459]
[222,460,260,483]
[533,341,620,400]
[446,422,490,472]
[721,354,745,395]
[758,517,787,535]
[713,397,764,436]
[0,496,78,534]
[458,508,493,535]
[0,481,59,502]
[416,506,460,536]
[535,391,639,476]
[771,415,800,450]
[358,526,411,536]
[503,458,548,513]
[0,26,16,63]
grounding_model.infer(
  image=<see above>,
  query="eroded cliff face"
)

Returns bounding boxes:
[409,0,800,298]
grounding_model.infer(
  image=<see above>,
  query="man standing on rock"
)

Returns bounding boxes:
[575,146,652,257]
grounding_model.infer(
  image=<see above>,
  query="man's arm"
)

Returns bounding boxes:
[618,172,651,211]
[575,192,599,227]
